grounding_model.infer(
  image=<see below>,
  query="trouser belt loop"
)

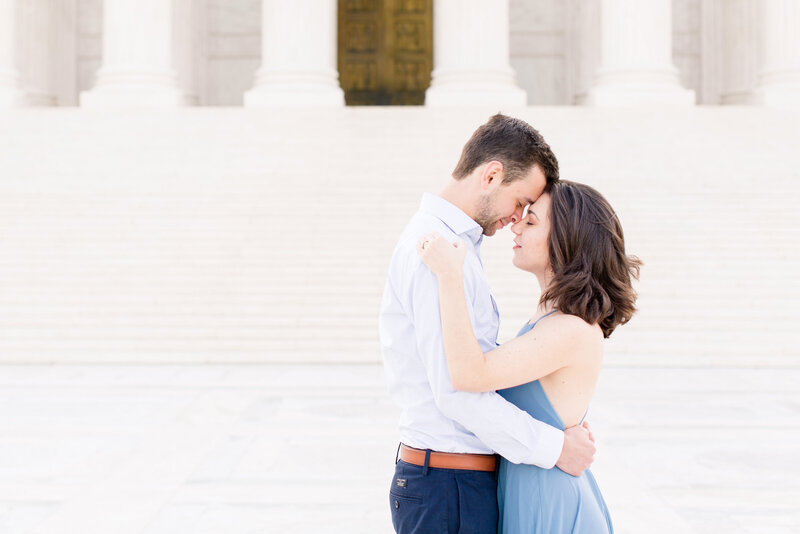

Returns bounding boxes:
[422,449,431,476]
[395,442,401,465]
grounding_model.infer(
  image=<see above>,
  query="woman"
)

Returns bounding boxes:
[417,180,641,533]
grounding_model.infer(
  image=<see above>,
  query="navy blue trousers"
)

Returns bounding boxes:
[389,455,499,534]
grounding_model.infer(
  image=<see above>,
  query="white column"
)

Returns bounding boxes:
[53,0,79,106]
[588,0,695,106]
[80,0,183,108]
[702,0,768,105]
[755,0,800,109]
[244,0,343,107]
[569,0,602,105]
[18,0,57,106]
[0,0,23,107]
[719,0,760,105]
[425,0,526,107]
[173,0,203,105]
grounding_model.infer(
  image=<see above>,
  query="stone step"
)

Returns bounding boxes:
[0,340,792,365]
[0,300,791,319]
[1,107,798,365]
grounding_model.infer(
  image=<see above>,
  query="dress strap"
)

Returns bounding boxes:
[528,309,558,329]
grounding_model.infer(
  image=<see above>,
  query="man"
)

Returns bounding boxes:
[380,114,596,533]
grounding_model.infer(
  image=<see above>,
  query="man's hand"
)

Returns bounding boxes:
[555,421,596,476]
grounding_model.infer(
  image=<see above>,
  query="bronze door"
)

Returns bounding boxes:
[338,0,433,105]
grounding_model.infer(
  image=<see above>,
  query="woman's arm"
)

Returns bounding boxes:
[418,233,596,392]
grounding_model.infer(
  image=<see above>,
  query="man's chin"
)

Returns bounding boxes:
[484,221,505,236]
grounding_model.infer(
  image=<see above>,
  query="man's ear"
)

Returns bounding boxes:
[481,160,504,190]
[481,160,505,190]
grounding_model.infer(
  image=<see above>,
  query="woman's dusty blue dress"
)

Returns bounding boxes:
[496,313,614,533]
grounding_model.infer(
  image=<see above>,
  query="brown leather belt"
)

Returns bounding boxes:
[399,444,498,472]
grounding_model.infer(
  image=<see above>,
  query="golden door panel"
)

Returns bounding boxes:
[338,0,432,105]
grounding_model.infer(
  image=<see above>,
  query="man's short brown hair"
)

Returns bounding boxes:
[452,113,559,185]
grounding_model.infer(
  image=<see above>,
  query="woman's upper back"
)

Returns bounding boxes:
[508,312,604,428]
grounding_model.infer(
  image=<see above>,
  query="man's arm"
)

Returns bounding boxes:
[408,259,579,468]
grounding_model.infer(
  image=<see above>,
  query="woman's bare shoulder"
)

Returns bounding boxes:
[547,313,604,351]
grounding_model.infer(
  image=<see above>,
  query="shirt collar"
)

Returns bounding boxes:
[419,193,484,246]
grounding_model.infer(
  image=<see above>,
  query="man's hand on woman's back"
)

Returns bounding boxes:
[556,421,596,476]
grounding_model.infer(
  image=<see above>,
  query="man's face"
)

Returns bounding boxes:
[474,165,548,237]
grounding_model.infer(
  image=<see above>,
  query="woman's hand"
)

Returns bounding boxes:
[417,232,467,278]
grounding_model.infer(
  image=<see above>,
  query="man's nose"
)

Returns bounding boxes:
[510,207,523,223]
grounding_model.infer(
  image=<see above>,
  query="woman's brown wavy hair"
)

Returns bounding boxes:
[540,181,641,338]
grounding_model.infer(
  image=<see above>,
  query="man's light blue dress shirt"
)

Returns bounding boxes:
[380,193,564,467]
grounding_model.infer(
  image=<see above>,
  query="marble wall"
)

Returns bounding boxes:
[672,0,702,101]
[508,0,704,105]
[73,0,260,106]
[77,0,101,102]
[509,0,569,104]
[13,0,786,107]
[204,0,260,106]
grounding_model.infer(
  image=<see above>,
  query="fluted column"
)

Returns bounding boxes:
[425,0,526,106]
[244,0,343,107]
[80,0,183,108]
[0,0,23,107]
[588,0,695,106]
[719,0,759,105]
[755,0,800,109]
[18,0,57,106]
[173,0,203,105]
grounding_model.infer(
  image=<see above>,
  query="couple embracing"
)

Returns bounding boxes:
[379,114,641,533]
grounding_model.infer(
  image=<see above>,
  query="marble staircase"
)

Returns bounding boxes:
[0,107,797,365]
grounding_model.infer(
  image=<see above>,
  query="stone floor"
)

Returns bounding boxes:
[0,364,798,534]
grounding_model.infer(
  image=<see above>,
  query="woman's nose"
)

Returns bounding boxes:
[510,220,522,235]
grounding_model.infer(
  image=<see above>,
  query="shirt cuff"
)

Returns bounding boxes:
[527,424,565,469]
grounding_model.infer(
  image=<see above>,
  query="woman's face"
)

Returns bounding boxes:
[511,192,551,276]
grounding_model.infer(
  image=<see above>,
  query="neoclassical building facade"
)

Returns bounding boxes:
[0,0,798,108]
